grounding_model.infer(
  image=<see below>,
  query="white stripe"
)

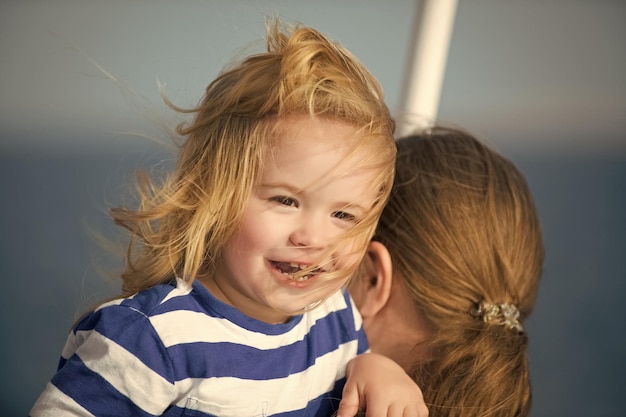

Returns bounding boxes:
[151,290,349,349]
[173,339,358,416]
[60,332,79,360]
[160,279,193,303]
[90,278,191,315]
[30,382,95,417]
[348,292,363,332]
[76,330,175,415]
[59,280,192,360]
[58,298,127,360]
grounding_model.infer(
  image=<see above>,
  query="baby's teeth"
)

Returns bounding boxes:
[282,270,311,281]
[279,263,316,281]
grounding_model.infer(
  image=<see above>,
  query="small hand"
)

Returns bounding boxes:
[337,353,428,417]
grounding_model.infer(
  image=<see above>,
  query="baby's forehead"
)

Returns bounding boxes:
[267,130,386,166]
[259,114,392,196]
[262,141,381,179]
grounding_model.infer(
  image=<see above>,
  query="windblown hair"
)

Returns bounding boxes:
[110,19,395,296]
[374,127,544,417]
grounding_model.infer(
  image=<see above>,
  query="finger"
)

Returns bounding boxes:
[363,401,387,417]
[337,383,360,417]
[336,400,360,417]
[403,402,429,417]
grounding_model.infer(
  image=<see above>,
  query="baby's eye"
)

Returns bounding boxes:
[333,211,357,222]
[271,196,299,208]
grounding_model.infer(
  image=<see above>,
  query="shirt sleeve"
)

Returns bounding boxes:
[30,304,177,417]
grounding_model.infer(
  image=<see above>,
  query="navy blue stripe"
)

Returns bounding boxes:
[166,307,357,380]
[160,405,215,417]
[117,281,178,312]
[73,283,176,333]
[53,356,163,417]
[357,328,369,354]
[188,280,305,334]
[156,292,215,315]
[74,305,174,381]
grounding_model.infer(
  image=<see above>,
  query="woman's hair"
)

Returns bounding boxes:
[375,126,544,417]
[110,19,396,296]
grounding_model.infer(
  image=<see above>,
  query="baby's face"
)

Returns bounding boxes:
[211,115,381,324]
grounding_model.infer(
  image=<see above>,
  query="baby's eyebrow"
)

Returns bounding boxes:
[335,202,368,214]
[256,182,301,193]
[338,201,361,209]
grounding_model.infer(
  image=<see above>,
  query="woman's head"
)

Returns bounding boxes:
[352,126,544,417]
[382,127,543,322]
[112,20,395,300]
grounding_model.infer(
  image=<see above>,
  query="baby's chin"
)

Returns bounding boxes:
[267,285,341,314]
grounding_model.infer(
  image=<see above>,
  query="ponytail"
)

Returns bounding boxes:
[414,319,531,417]
[376,127,543,417]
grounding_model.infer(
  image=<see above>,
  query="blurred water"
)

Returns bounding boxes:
[515,151,626,417]
[1,141,624,417]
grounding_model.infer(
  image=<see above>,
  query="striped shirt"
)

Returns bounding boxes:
[30,278,368,417]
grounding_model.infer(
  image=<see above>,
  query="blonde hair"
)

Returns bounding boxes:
[375,126,543,417]
[111,19,395,296]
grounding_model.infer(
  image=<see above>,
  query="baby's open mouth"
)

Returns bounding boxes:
[272,261,321,281]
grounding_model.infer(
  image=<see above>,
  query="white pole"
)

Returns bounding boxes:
[398,0,458,137]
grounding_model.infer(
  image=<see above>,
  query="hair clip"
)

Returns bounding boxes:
[472,300,524,334]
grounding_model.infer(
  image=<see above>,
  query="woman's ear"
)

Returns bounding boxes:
[357,241,393,319]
